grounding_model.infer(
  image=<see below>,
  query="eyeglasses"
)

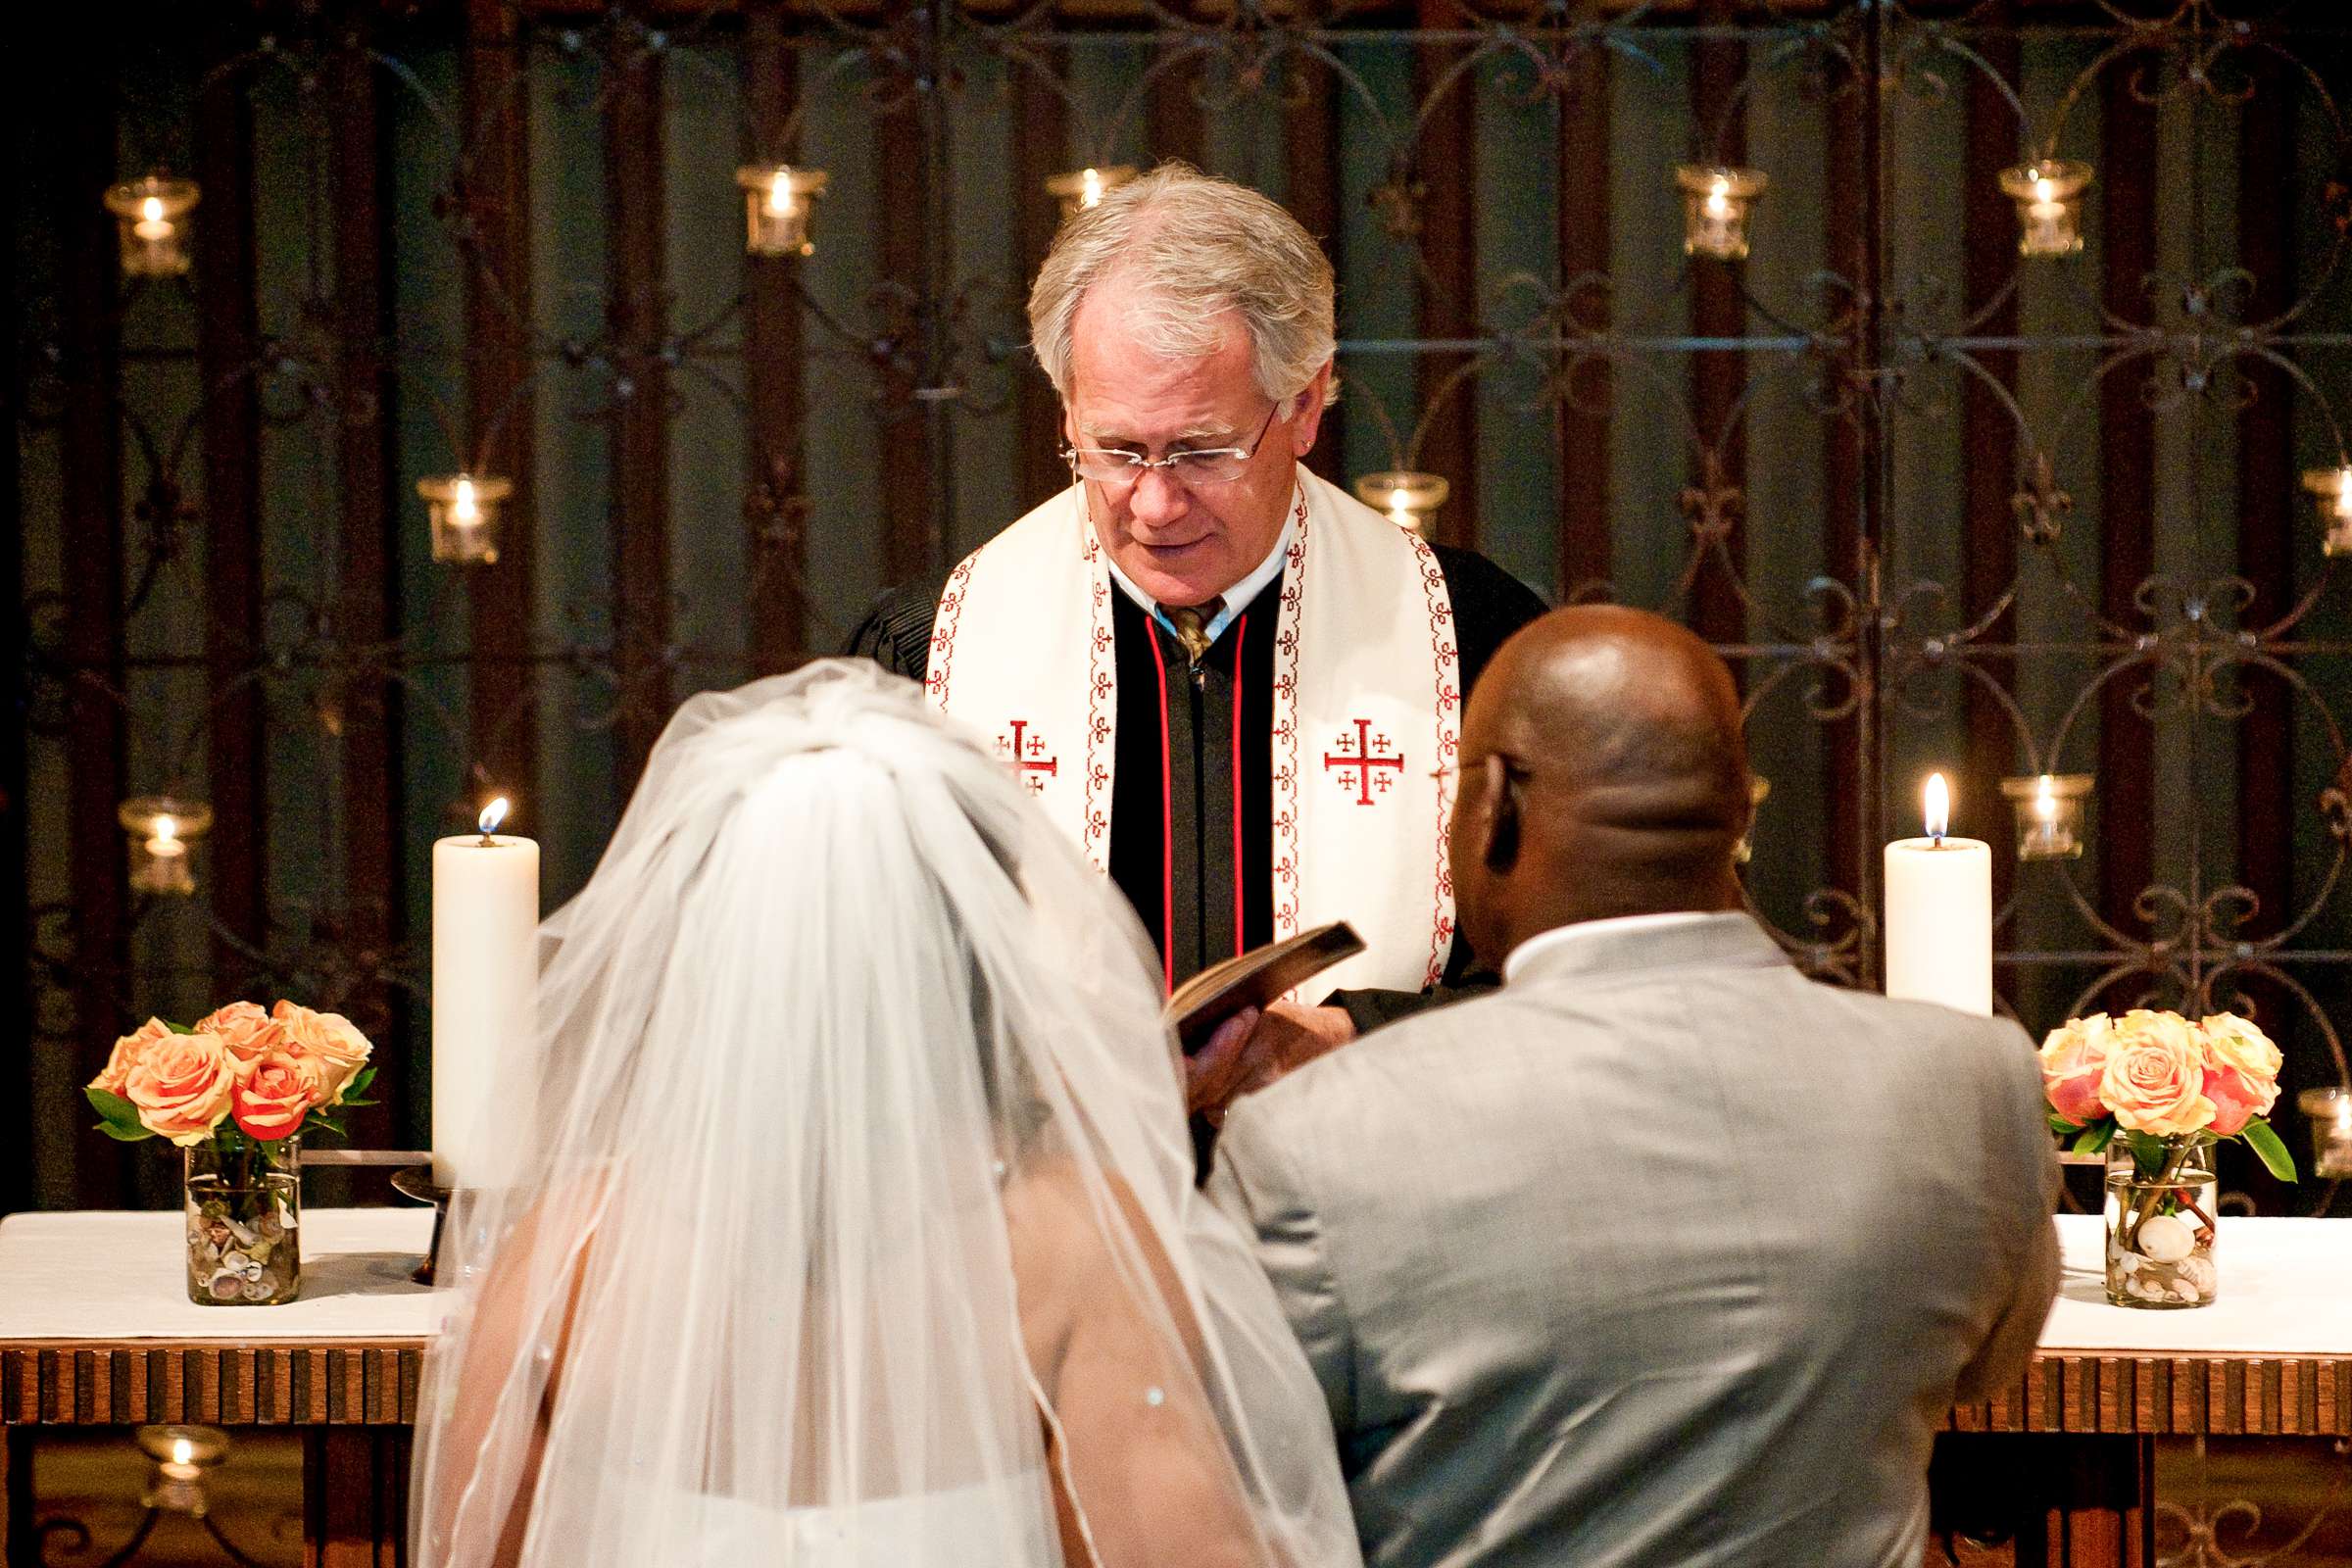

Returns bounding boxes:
[1061,403,1281,490]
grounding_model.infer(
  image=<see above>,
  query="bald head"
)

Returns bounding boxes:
[1447,607,1752,966]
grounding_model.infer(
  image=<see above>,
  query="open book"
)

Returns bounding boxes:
[1164,921,1365,1054]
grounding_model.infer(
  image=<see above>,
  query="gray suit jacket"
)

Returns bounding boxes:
[1208,913,2059,1568]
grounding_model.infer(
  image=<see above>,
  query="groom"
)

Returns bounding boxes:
[1208,606,2060,1568]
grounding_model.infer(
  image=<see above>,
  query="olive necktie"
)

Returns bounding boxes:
[1164,600,1222,668]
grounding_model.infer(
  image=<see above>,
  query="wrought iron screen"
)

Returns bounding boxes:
[10,0,2352,1214]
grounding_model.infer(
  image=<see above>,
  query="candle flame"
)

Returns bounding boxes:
[1388,485,1410,513]
[1081,168,1104,208]
[1704,175,1732,220]
[2034,176,2056,204]
[171,1438,193,1466]
[1924,773,1950,842]
[479,797,510,836]
[2034,773,2057,824]
[2334,465,2352,523]
[766,169,796,218]
[142,196,166,223]
[152,813,177,847]
[452,476,478,525]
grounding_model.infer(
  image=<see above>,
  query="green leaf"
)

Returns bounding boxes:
[84,1086,145,1133]
[2069,1122,2115,1157]
[93,1120,154,1143]
[2125,1130,2170,1179]
[2242,1118,2298,1184]
[2048,1111,2081,1136]
[166,1018,194,1034]
[343,1066,376,1099]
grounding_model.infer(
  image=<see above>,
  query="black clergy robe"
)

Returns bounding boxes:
[847,543,1547,1031]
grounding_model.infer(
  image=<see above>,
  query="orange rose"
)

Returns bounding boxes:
[2038,1013,2113,1125]
[195,1002,287,1078]
[2199,1012,2282,1137]
[122,1033,237,1146]
[91,1017,173,1099]
[2097,1009,2216,1138]
[231,1048,324,1142]
[270,1001,372,1104]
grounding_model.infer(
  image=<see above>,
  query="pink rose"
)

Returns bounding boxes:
[231,1049,325,1142]
[195,1002,288,1078]
[122,1033,237,1146]
[270,1001,372,1104]
[2098,1009,2216,1138]
[2199,1012,2282,1137]
[91,1018,173,1099]
[2038,1013,2114,1125]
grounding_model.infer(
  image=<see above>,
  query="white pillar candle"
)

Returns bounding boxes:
[432,798,540,1190]
[1884,772,1993,1016]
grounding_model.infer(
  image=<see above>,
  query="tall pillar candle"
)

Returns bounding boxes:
[432,799,540,1189]
[1884,773,1993,1016]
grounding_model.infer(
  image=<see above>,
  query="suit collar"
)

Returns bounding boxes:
[1500,910,1790,987]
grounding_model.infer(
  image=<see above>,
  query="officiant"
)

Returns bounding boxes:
[850,163,1544,1084]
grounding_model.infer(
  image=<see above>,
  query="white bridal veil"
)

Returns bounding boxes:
[409,661,1355,1568]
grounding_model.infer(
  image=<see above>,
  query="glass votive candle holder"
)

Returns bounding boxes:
[2301,466,2352,558]
[1673,165,1767,262]
[1999,772,2091,860]
[735,165,829,258]
[418,473,512,564]
[103,175,201,278]
[136,1424,229,1514]
[2302,1087,2352,1180]
[1996,161,2093,259]
[119,796,214,896]
[1045,165,1137,221]
[1352,470,1450,537]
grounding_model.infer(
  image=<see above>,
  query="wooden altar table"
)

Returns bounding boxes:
[0,1209,2342,1566]
[0,1207,442,1567]
[1937,1213,2352,1566]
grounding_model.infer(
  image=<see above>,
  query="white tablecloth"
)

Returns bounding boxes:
[0,1208,451,1341]
[2040,1214,2352,1356]
[0,1208,2340,1355]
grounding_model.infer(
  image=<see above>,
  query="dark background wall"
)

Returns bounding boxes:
[11,0,2352,1214]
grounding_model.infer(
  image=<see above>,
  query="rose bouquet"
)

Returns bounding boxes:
[85,1001,375,1151]
[84,1001,375,1305]
[2039,1008,2294,1307]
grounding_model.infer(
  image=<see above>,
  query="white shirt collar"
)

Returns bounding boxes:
[1500,910,1721,986]
[1098,487,1297,648]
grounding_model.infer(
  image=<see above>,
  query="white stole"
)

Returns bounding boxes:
[925,470,1461,996]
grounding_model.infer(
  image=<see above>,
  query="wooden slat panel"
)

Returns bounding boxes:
[873,11,937,589]
[1283,33,1344,481]
[195,35,268,974]
[330,22,407,1146]
[1413,0,1479,550]
[607,24,672,785]
[744,0,809,670]
[2096,70,2158,941]
[1688,0,1747,648]
[606,25,673,786]
[1961,6,2021,938]
[1555,40,1609,600]
[462,0,541,809]
[1014,50,1072,512]
[56,39,130,1208]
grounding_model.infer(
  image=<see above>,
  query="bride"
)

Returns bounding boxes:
[408,662,1358,1568]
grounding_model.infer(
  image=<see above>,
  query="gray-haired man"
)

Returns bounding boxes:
[852,164,1544,1102]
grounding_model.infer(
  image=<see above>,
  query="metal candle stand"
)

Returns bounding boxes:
[388,1165,456,1286]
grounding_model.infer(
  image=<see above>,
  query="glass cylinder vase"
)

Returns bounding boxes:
[184,1138,300,1305]
[2103,1138,2216,1308]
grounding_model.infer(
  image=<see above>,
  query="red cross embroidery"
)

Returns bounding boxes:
[1323,718,1403,807]
[996,720,1059,795]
